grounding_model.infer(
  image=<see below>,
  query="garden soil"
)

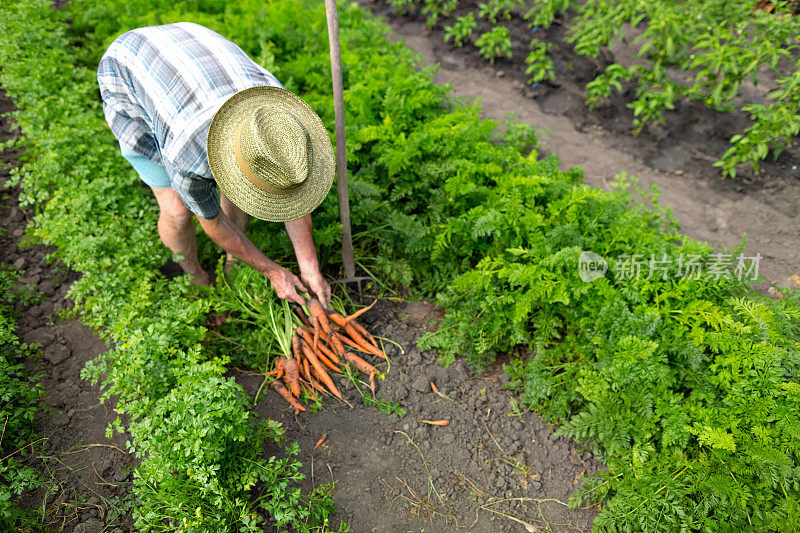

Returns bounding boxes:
[240,299,601,532]
[6,1,800,530]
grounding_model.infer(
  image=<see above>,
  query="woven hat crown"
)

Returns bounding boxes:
[207,86,335,222]
[236,105,311,193]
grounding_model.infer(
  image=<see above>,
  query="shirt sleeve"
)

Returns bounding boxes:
[98,55,162,163]
[170,166,221,220]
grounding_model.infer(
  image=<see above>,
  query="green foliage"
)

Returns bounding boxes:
[388,0,417,16]
[525,38,555,84]
[422,0,457,28]
[403,0,800,176]
[6,0,800,530]
[585,63,634,108]
[715,98,800,178]
[444,12,476,48]
[0,0,341,529]
[565,0,800,175]
[478,0,522,23]
[133,365,303,531]
[475,26,512,64]
[523,0,573,29]
[362,394,406,416]
[0,266,45,530]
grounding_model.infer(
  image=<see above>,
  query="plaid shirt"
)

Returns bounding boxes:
[97,22,284,219]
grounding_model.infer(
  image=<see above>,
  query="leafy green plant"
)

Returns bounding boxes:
[565,0,800,175]
[478,0,522,23]
[715,99,800,178]
[0,266,46,530]
[523,0,573,28]
[362,394,406,416]
[388,0,417,16]
[422,0,457,28]
[524,38,555,84]
[443,12,476,48]
[0,1,341,530]
[475,26,512,64]
[7,0,800,530]
[585,63,634,108]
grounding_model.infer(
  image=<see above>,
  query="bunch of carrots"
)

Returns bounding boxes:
[268,299,387,414]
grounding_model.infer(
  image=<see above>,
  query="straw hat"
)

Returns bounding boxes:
[207,86,335,222]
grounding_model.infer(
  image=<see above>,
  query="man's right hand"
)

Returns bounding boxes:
[266,265,308,306]
[198,211,309,306]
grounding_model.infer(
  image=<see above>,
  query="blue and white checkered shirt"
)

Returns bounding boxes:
[97,22,284,219]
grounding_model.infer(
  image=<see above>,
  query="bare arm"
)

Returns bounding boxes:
[285,214,331,308]
[197,210,308,305]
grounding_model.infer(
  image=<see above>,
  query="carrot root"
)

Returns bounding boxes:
[284,358,301,397]
[343,299,377,323]
[344,351,379,377]
[421,419,449,426]
[301,341,343,400]
[314,434,327,452]
[273,381,305,414]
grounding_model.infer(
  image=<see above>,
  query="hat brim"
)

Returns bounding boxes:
[207,86,334,222]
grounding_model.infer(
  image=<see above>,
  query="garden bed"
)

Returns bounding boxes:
[241,298,601,531]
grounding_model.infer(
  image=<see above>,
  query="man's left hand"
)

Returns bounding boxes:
[301,271,331,309]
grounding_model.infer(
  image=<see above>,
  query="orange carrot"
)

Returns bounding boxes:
[319,331,345,363]
[297,326,340,364]
[298,357,311,382]
[273,381,305,414]
[315,335,340,364]
[337,333,373,355]
[328,314,386,359]
[349,326,386,359]
[291,334,303,361]
[314,434,327,452]
[308,375,327,395]
[310,366,337,394]
[284,358,301,397]
[301,342,343,399]
[421,420,449,426]
[326,331,346,359]
[294,306,312,329]
[309,299,349,357]
[308,299,332,335]
[351,321,380,349]
[266,357,285,378]
[344,351,379,377]
[316,351,342,374]
[325,311,348,328]
[344,299,377,323]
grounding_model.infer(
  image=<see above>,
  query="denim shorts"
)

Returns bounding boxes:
[119,142,171,189]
